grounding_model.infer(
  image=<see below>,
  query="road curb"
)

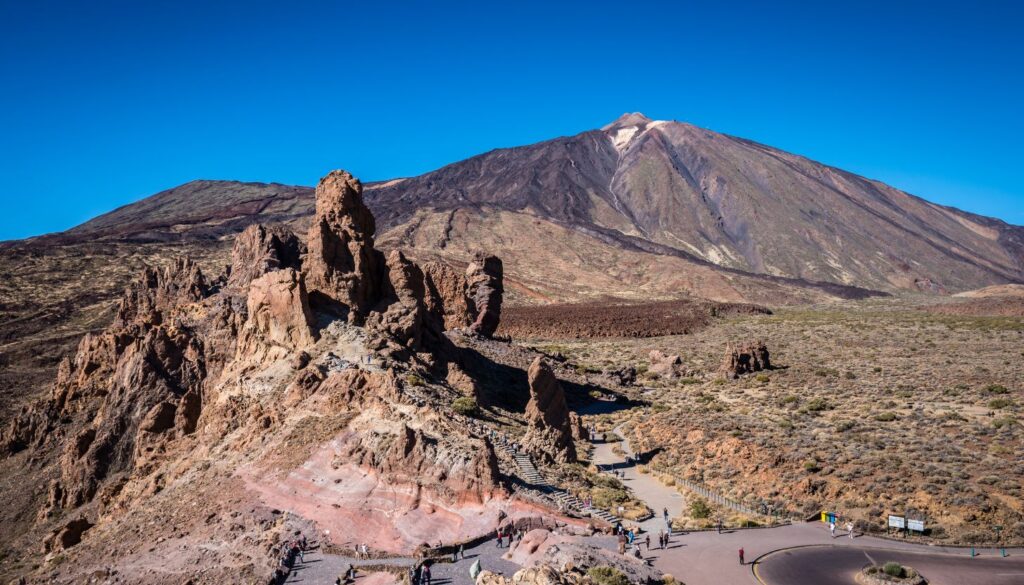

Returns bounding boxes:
[748,543,1020,585]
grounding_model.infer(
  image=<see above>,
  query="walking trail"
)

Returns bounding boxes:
[286,418,1021,585]
[587,423,1021,584]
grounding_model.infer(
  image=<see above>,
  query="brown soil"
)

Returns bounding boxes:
[499,299,770,339]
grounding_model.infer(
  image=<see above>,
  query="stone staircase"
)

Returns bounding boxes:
[489,431,618,526]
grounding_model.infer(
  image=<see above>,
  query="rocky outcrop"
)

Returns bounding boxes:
[338,422,501,504]
[114,258,208,329]
[523,357,576,464]
[648,350,689,379]
[365,250,431,357]
[720,341,771,378]
[421,261,473,330]
[303,170,385,322]
[465,253,503,337]
[237,268,317,360]
[227,224,303,290]
[0,170,510,571]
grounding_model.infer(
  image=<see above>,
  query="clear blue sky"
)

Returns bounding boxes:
[1,1,1022,240]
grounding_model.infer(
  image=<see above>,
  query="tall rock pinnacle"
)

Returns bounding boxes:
[302,170,385,323]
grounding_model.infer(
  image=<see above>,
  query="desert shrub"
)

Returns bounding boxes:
[883,562,905,578]
[844,371,857,379]
[805,397,831,412]
[985,384,1010,394]
[988,398,1012,409]
[451,397,478,416]
[803,459,821,472]
[755,374,770,383]
[679,377,701,385]
[835,420,855,432]
[874,412,898,422]
[406,374,425,387]
[992,416,1017,429]
[689,498,712,519]
[591,486,630,509]
[778,394,799,406]
[588,567,629,585]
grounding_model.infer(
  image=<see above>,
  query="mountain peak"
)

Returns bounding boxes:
[602,112,653,130]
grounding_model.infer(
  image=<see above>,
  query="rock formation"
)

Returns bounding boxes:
[465,252,503,337]
[227,223,304,290]
[720,341,771,378]
[302,170,385,322]
[237,267,317,360]
[0,169,517,583]
[648,350,690,379]
[523,357,577,464]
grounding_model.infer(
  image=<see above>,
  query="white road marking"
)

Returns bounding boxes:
[863,551,877,566]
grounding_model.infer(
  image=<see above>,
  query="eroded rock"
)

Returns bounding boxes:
[523,357,576,464]
[303,170,385,322]
[719,341,771,378]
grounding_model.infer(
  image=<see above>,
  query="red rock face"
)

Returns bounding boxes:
[523,357,576,464]
[302,170,385,323]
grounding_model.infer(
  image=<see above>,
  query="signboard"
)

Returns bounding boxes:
[888,515,905,529]
[821,511,836,523]
[907,519,925,532]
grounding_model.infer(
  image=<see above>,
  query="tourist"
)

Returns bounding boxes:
[423,564,432,585]
[716,519,723,534]
[409,566,418,585]
[663,507,669,521]
[495,528,503,548]
[459,543,466,559]
[645,534,650,550]
[348,564,357,581]
[829,521,836,538]
[846,521,855,539]
[738,547,745,565]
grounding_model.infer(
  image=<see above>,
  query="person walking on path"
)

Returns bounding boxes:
[830,521,836,538]
[495,528,503,548]
[846,521,855,539]
[738,547,745,565]
[459,543,466,559]
[423,564,432,585]
[717,519,723,534]
[645,534,651,550]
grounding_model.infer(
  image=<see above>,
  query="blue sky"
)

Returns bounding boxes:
[1,0,1022,240]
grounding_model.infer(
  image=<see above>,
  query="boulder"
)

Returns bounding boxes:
[303,170,385,322]
[523,357,576,464]
[648,350,687,379]
[720,341,771,378]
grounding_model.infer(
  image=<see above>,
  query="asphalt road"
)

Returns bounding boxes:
[756,545,1024,585]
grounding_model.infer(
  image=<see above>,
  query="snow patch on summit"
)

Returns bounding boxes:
[611,127,639,151]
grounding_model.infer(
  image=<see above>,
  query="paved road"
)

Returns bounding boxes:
[756,545,1024,585]
[284,537,521,585]
[589,426,685,534]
